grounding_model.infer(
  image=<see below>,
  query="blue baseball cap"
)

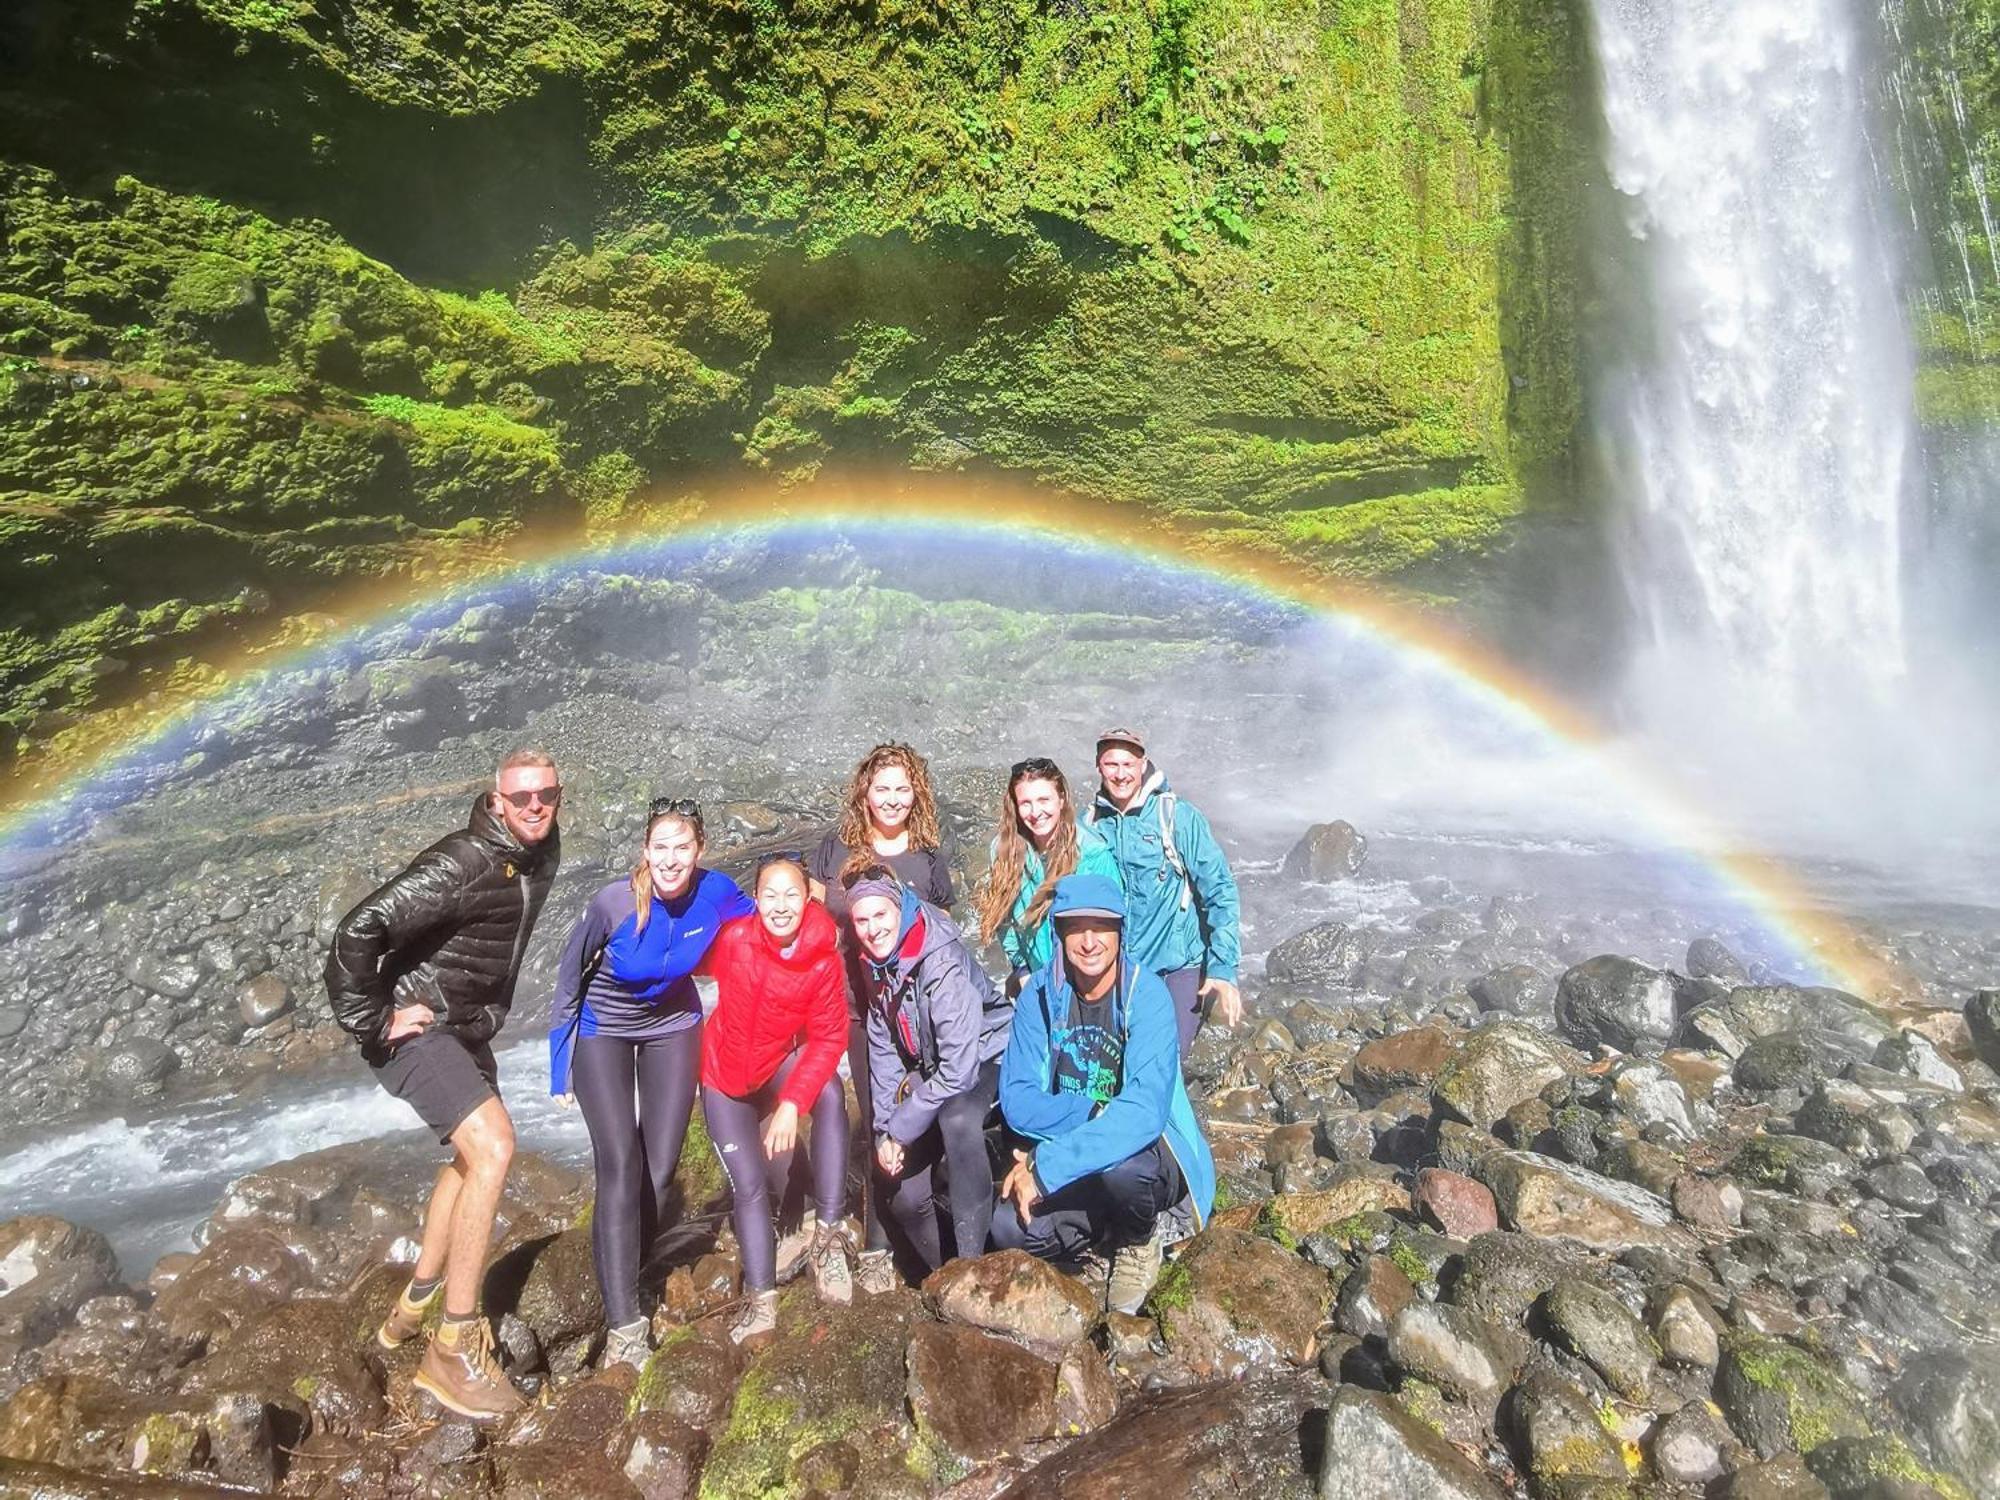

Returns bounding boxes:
[1049,872,1125,922]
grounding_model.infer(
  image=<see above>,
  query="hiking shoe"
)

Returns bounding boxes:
[601,1317,651,1371]
[413,1316,525,1422]
[855,1249,898,1296]
[729,1289,779,1350]
[375,1276,442,1350]
[1107,1224,1167,1316]
[809,1221,853,1306]
[773,1221,813,1285]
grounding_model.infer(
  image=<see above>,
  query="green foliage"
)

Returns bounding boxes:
[1146,1255,1193,1315]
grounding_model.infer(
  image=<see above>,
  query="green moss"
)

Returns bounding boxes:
[132,1412,199,1473]
[1724,1333,1871,1455]
[1387,1238,1436,1290]
[1146,1256,1193,1315]
[698,1359,868,1500]
[1809,1436,1974,1500]
[629,1324,696,1417]
[1253,1200,1301,1252]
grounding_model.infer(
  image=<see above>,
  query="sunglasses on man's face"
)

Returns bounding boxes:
[501,785,562,810]
[649,796,700,819]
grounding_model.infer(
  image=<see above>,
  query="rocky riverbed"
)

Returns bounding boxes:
[3,563,2000,1497]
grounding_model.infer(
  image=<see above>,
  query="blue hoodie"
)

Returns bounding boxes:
[1085,766,1240,984]
[1001,951,1215,1225]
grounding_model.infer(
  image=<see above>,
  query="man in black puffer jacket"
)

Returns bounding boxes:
[325,747,561,1421]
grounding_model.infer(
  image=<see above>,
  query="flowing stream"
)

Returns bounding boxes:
[1588,0,1918,704]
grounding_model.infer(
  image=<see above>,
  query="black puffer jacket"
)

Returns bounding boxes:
[326,795,561,1062]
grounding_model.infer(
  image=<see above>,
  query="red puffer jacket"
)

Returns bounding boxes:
[700,901,847,1109]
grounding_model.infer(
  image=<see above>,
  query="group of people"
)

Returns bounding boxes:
[325,730,1239,1420]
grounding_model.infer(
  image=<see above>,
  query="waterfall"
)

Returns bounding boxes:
[1588,0,1918,708]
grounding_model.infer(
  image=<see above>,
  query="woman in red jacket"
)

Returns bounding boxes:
[700,853,851,1346]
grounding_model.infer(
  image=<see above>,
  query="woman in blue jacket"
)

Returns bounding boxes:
[548,797,752,1367]
[974,757,1121,996]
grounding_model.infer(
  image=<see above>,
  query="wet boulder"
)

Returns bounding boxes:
[1387,1302,1526,1404]
[1555,955,1678,1053]
[1283,820,1369,882]
[1157,1227,1331,1379]
[1353,1026,1454,1099]
[630,1327,743,1434]
[1413,1168,1499,1238]
[995,1369,1323,1498]
[1540,1279,1659,1402]
[1319,1385,1504,1499]
[152,1226,311,1352]
[907,1321,1063,1463]
[1502,1371,1627,1493]
[486,1225,603,1372]
[1715,1333,1872,1459]
[924,1250,1099,1355]
[100,1038,182,1100]
[1476,1150,1687,1251]
[0,1216,119,1363]
[236,973,295,1029]
[1687,937,1749,984]
[1266,921,1371,991]
[1729,1135,1856,1202]
[1432,1024,1584,1132]
[1889,1349,2000,1496]
[1965,990,2000,1073]
[1468,965,1556,1022]
[185,1296,385,1438]
[1682,985,1891,1059]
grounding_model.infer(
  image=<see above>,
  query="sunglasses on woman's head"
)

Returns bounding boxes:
[754,849,807,871]
[501,785,562,809]
[649,796,700,819]
[1010,757,1061,779]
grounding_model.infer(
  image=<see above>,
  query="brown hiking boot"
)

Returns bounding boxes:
[375,1276,442,1350]
[414,1316,524,1421]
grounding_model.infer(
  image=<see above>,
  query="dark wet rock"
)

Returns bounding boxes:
[1670,1171,1740,1233]
[1683,985,1892,1060]
[1555,955,1678,1054]
[1687,937,1748,984]
[1966,991,2000,1074]
[1476,1151,1686,1251]
[1889,1350,2000,1496]
[1735,1028,1871,1097]
[1716,1453,1833,1498]
[124,952,205,1002]
[1468,965,1556,1022]
[488,1225,603,1371]
[1353,1027,1454,1098]
[1333,1254,1416,1340]
[1413,1168,1499,1238]
[1540,1280,1658,1402]
[1651,1399,1731,1486]
[1715,1333,1872,1459]
[0,1217,119,1364]
[1265,920,1372,992]
[1608,1059,1700,1139]
[185,1295,384,1438]
[924,1250,1099,1356]
[908,1321,1061,1463]
[1283,820,1368,882]
[1158,1228,1330,1379]
[1803,1435,1971,1499]
[153,1225,311,1351]
[995,1369,1322,1498]
[1433,1023,1583,1131]
[1502,1371,1626,1492]
[1730,1135,1857,1202]
[236,973,294,1029]
[1797,1079,1913,1157]
[1873,1031,1964,1093]
[629,1329,742,1434]
[1318,1384,1504,1500]
[1863,1160,1940,1214]
[100,1038,182,1098]
[618,1410,707,1499]
[1449,1232,1597,1325]
[0,1008,26,1041]
[1387,1303,1523,1403]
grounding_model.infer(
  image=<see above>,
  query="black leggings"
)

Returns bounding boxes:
[702,1049,848,1292]
[848,1015,890,1254]
[573,1026,701,1328]
[879,1060,999,1275]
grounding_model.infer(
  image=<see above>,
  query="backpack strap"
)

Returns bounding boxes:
[1156,791,1193,912]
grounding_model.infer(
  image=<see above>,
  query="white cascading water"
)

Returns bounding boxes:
[1588,0,1918,710]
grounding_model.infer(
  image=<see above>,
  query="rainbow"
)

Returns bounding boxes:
[0,475,1901,997]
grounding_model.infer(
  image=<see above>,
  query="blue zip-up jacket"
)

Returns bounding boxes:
[1084,766,1241,984]
[1000,952,1215,1224]
[994,823,1123,980]
[547,869,752,1094]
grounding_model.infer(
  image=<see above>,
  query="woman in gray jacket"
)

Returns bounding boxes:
[846,869,1011,1277]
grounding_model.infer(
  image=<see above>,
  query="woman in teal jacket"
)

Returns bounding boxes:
[975,758,1121,993]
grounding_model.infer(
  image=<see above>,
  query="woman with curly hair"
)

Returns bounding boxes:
[806,743,954,1291]
[975,758,1122,996]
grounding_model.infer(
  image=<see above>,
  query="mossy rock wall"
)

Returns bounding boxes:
[0,0,1597,757]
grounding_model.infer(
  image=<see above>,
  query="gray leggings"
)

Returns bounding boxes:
[878,1060,1000,1274]
[701,1049,848,1292]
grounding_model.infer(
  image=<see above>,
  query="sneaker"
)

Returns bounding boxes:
[855,1248,898,1296]
[413,1316,525,1421]
[1107,1223,1167,1316]
[601,1317,651,1371]
[376,1276,442,1350]
[809,1221,853,1306]
[773,1221,813,1285]
[729,1289,779,1350]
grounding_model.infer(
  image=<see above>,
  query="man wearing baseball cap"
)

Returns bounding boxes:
[1085,726,1242,1057]
[995,872,1215,1313]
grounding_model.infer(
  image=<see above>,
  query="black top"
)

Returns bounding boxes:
[1050,989,1124,1109]
[807,826,955,1019]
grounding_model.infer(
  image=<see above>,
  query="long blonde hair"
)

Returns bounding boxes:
[630,801,704,936]
[977,759,1081,945]
[835,743,942,880]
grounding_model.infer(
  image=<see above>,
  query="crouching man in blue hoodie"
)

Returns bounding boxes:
[994,872,1216,1314]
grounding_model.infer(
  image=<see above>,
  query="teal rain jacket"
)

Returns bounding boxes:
[995,822,1123,979]
[1000,952,1215,1224]
[1084,767,1241,983]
